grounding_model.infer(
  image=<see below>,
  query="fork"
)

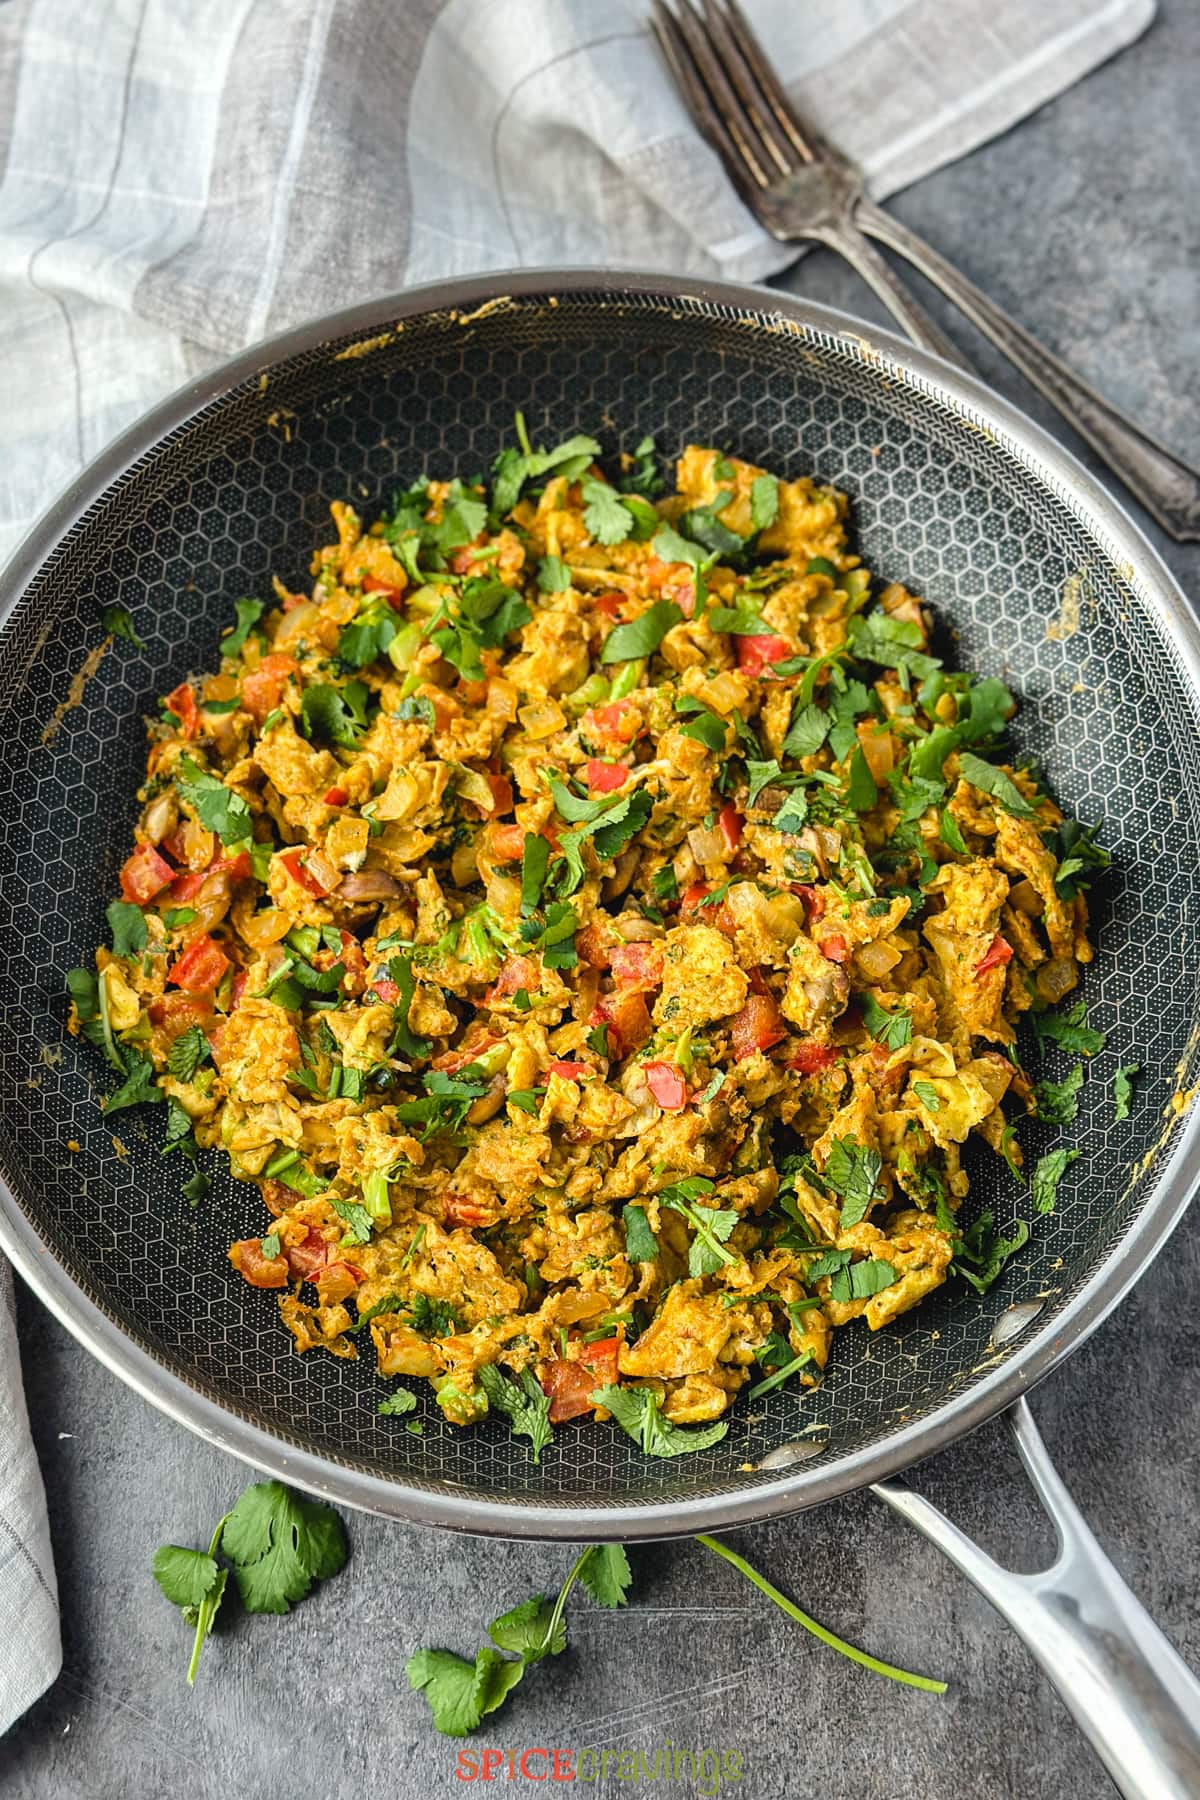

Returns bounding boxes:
[651,0,1200,542]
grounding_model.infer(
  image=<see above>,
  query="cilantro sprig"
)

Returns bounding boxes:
[152,1479,347,1686]
[407,1544,632,1737]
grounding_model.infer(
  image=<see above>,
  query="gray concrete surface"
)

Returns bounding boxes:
[2,4,1198,1796]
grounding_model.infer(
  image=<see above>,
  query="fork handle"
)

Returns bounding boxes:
[814,223,971,373]
[854,196,1200,542]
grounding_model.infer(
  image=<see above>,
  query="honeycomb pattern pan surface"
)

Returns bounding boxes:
[0,271,1198,1539]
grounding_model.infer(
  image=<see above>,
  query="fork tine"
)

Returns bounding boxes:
[716,0,821,165]
[698,0,796,176]
[653,0,774,192]
[649,2,768,195]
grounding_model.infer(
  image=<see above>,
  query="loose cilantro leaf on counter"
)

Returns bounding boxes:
[591,1384,728,1458]
[408,1646,526,1738]
[220,1479,348,1616]
[153,1479,347,1685]
[478,1364,553,1464]
[1032,1146,1080,1214]
[695,1537,947,1693]
[407,1542,630,1738]
[578,1544,633,1609]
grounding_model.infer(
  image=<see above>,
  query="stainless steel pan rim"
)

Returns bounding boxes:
[1,267,1197,1542]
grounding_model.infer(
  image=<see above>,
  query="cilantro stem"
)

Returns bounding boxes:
[537,1547,593,1659]
[694,1535,947,1694]
[186,1514,231,1687]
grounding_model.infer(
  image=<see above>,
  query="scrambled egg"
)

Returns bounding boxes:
[72,432,1099,1446]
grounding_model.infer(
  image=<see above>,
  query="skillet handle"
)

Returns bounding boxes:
[872,1398,1200,1800]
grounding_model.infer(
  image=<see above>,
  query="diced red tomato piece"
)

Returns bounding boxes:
[486,956,539,1004]
[540,1336,620,1424]
[488,772,514,815]
[120,842,175,905]
[643,1060,688,1110]
[164,682,200,740]
[229,968,248,1010]
[790,883,826,922]
[229,1238,289,1289]
[362,573,406,611]
[214,850,253,882]
[819,934,850,964]
[976,933,1015,976]
[584,699,642,747]
[372,976,400,1004]
[166,934,230,993]
[442,1194,495,1229]
[241,653,298,724]
[285,1228,329,1281]
[323,785,349,807]
[609,941,665,992]
[589,990,652,1058]
[280,849,334,897]
[729,991,787,1061]
[592,590,623,618]
[586,758,628,794]
[736,633,793,677]
[148,991,213,1035]
[547,1059,590,1081]
[681,881,735,937]
[788,1040,839,1076]
[261,1179,293,1218]
[485,821,527,863]
[717,802,743,852]
[167,869,207,903]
